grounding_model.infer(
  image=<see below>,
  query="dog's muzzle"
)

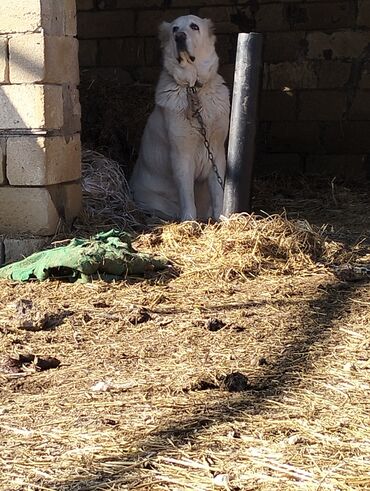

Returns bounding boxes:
[175,32,195,63]
[175,31,187,50]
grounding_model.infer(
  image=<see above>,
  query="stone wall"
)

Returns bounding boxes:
[77,0,370,179]
[0,0,81,252]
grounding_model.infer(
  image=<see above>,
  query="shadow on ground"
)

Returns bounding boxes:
[47,274,368,490]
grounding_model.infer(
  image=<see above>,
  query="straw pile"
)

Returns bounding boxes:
[0,180,369,491]
[79,149,143,231]
[136,214,346,282]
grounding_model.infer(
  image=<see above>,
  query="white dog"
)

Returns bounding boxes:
[130,15,230,221]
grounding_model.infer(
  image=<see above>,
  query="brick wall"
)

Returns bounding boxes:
[0,0,82,245]
[77,0,370,179]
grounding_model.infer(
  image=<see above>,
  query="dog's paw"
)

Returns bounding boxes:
[180,209,197,221]
[181,215,196,222]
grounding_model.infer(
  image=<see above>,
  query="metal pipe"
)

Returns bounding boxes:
[223,32,264,216]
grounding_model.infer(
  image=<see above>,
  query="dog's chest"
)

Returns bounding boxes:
[188,86,228,129]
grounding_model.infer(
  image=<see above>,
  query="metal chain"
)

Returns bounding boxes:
[331,263,370,282]
[186,86,224,190]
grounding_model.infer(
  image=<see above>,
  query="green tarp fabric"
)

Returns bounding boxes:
[0,230,168,283]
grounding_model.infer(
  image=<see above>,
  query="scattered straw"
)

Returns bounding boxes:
[0,180,369,491]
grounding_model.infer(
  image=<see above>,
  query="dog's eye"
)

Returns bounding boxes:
[190,23,199,31]
[172,26,179,33]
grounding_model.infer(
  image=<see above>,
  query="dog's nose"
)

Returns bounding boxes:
[175,31,187,43]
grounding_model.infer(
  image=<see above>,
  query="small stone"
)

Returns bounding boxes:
[35,356,60,371]
[91,381,112,392]
[206,318,226,332]
[128,308,151,325]
[213,473,230,488]
[220,371,250,392]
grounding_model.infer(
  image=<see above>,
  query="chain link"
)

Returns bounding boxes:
[331,263,370,281]
[186,86,225,190]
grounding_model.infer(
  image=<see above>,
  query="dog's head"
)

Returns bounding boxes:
[159,15,218,87]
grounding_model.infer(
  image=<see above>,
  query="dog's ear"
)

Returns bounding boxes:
[204,19,215,37]
[159,22,171,46]
[204,18,216,43]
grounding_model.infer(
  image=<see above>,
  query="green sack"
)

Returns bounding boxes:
[0,230,167,283]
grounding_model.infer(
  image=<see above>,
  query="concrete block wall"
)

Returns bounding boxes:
[77,0,370,179]
[0,0,81,247]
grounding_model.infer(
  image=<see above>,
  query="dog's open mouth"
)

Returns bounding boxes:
[177,49,195,64]
[176,37,195,64]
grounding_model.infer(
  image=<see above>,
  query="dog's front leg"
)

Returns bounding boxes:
[170,151,197,221]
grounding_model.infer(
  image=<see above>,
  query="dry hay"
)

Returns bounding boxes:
[78,149,143,231]
[0,182,370,490]
[136,213,347,283]
[0,268,369,490]
[253,176,370,244]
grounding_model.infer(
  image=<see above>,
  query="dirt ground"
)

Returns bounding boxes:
[0,178,370,491]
